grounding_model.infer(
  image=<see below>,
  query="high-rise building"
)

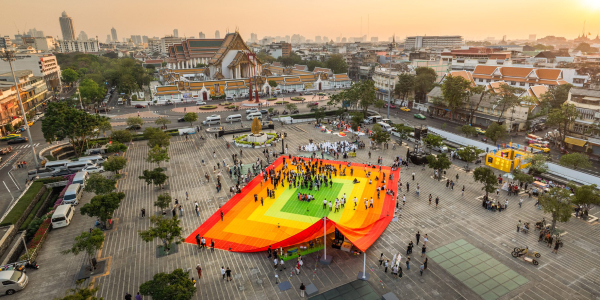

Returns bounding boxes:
[315,36,322,43]
[529,34,536,42]
[27,28,44,38]
[58,39,99,53]
[323,36,329,43]
[111,27,118,42]
[404,35,463,50]
[142,36,149,44]
[59,11,76,40]
[371,37,378,42]
[336,37,341,43]
[199,32,205,39]
[250,33,257,43]
[0,36,11,49]
[173,29,179,38]
[215,30,220,39]
[106,35,112,43]
[341,37,347,43]
[78,31,88,41]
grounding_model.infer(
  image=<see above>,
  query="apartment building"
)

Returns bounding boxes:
[0,70,49,133]
[404,36,463,50]
[441,47,512,71]
[0,53,61,90]
[58,39,99,53]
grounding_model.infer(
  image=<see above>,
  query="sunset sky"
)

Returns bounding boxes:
[3,0,600,41]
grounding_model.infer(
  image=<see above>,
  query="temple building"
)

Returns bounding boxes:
[153,31,352,101]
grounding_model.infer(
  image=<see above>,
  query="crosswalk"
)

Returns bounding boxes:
[12,143,40,149]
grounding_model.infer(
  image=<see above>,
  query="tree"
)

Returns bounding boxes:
[426,153,452,180]
[511,168,534,186]
[106,142,127,153]
[61,68,79,85]
[350,112,364,131]
[457,146,482,167]
[570,184,600,217]
[484,122,507,145]
[546,104,579,146]
[493,84,524,123]
[473,167,497,198]
[79,78,106,106]
[42,102,101,156]
[62,229,105,271]
[458,125,478,137]
[371,124,390,146]
[155,193,172,213]
[95,117,112,138]
[84,173,116,195]
[538,187,574,233]
[268,80,278,89]
[54,281,103,300]
[126,117,144,129]
[413,67,437,103]
[374,99,385,113]
[440,75,471,120]
[80,192,125,228]
[183,112,198,127]
[257,51,276,64]
[356,80,377,116]
[559,153,592,170]
[145,127,171,148]
[306,60,326,71]
[574,42,598,53]
[110,130,133,143]
[155,117,171,129]
[326,54,348,74]
[422,134,444,149]
[540,84,573,109]
[314,108,326,124]
[529,154,549,174]
[394,74,415,101]
[139,168,168,189]
[147,145,170,168]
[139,269,196,300]
[466,85,490,125]
[102,156,127,175]
[285,103,297,112]
[138,216,184,254]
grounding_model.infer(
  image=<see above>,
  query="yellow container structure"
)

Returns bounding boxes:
[485,148,532,173]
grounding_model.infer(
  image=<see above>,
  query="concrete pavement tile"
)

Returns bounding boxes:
[472,284,490,295]
[475,263,490,272]
[482,278,500,290]
[469,248,484,256]
[467,257,482,266]
[484,268,500,278]
[459,252,474,260]
[466,268,481,277]
[502,269,519,279]
[434,246,449,253]
[474,273,491,283]
[464,278,480,289]
[461,244,476,251]
[476,253,492,261]
[492,285,510,297]
[494,274,510,284]
[486,259,500,267]
[445,242,459,250]
[481,291,499,300]
[513,275,529,285]
[455,271,471,282]
[493,264,509,274]
[502,280,520,291]
[447,266,463,275]
[455,239,468,246]
[452,247,467,255]
[440,261,455,269]
[457,261,472,271]
[449,256,464,265]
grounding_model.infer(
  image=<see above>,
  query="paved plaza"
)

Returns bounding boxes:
[13,122,600,300]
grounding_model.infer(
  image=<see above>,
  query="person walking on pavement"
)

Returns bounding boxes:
[196,264,202,279]
[195,234,201,249]
[221,267,226,280]
[420,263,424,276]
[300,283,306,297]
[421,244,427,257]
[135,292,142,300]
[416,231,421,245]
[384,260,389,273]
[211,240,215,252]
[225,267,232,281]
[517,220,522,232]
[435,196,439,208]
[379,253,384,266]
[429,194,432,206]
[406,256,410,270]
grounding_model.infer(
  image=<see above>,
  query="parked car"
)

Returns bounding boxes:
[97,107,110,113]
[384,104,396,108]
[413,114,426,120]
[125,124,142,130]
[0,270,28,295]
[245,108,259,114]
[225,96,234,101]
[400,107,410,112]
[177,117,186,122]
[259,109,269,115]
[53,169,77,176]
[474,127,486,135]
[82,165,104,173]
[7,137,28,144]
[195,101,207,105]
[0,134,21,141]
[134,104,146,108]
[531,143,550,153]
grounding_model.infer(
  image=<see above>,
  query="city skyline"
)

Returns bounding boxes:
[2,0,600,42]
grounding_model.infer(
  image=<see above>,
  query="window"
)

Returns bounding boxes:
[486,79,491,83]
[519,82,525,86]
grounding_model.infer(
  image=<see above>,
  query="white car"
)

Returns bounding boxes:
[82,165,104,173]
[195,101,207,105]
[245,108,259,114]
[226,96,234,101]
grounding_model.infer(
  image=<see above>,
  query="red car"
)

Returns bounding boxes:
[135,104,146,108]
[384,103,396,108]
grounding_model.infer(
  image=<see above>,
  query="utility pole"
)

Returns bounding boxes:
[387,42,392,119]
[1,51,39,168]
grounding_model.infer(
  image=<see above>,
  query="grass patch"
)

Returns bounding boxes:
[267,97,277,101]
[275,101,289,104]
[198,105,217,110]
[0,182,44,226]
[44,155,56,162]
[19,189,49,231]
[225,105,236,109]
[219,102,232,106]
[291,97,305,101]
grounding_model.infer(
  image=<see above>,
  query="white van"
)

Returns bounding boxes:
[202,115,221,125]
[77,155,105,165]
[364,115,382,124]
[117,98,123,105]
[66,160,95,171]
[226,114,242,123]
[247,112,262,121]
[51,204,75,228]
[27,168,58,181]
[63,183,83,205]
[43,160,71,171]
[72,171,89,186]
[0,270,28,295]
[376,121,393,132]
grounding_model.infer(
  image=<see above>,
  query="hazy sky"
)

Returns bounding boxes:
[3,0,600,41]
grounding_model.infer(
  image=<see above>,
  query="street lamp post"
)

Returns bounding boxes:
[1,51,39,168]
[386,44,392,119]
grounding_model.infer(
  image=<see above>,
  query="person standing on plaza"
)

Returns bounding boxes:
[226,267,232,281]
[220,210,224,221]
[141,208,146,218]
[424,257,428,270]
[435,196,439,208]
[211,240,215,252]
[196,264,202,279]
[412,172,415,180]
[384,260,389,273]
[379,253,384,266]
[201,237,206,249]
[403,195,406,206]
[552,240,560,254]
[421,244,427,257]
[429,194,432,206]
[300,283,306,297]
[221,267,226,280]
[135,292,142,300]
[462,186,465,196]
[406,182,410,192]
[279,258,286,271]
[406,256,410,270]
[416,231,421,245]
[195,234,201,249]
[423,234,428,245]
[274,258,279,269]
[420,263,424,276]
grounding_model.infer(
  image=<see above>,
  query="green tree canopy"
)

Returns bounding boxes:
[440,74,471,120]
[473,167,497,197]
[426,153,452,180]
[79,78,106,106]
[183,112,198,127]
[458,124,478,137]
[574,42,598,53]
[540,84,573,109]
[326,54,348,74]
[80,192,125,226]
[350,112,364,131]
[268,80,278,88]
[84,173,117,194]
[413,67,437,102]
[546,103,579,146]
[61,229,105,271]
[314,108,326,124]
[144,127,171,148]
[126,117,144,128]
[372,124,390,145]
[493,84,524,123]
[422,134,444,149]
[466,85,489,125]
[394,73,415,100]
[538,187,573,233]
[484,122,507,144]
[155,193,172,212]
[529,154,549,174]
[457,146,483,165]
[511,168,534,185]
[42,102,102,156]
[147,145,170,168]
[155,117,171,129]
[570,184,600,213]
[139,168,168,189]
[53,281,102,300]
[559,152,592,170]
[139,269,195,300]
[111,129,133,143]
[61,68,79,85]
[138,216,184,254]
[102,156,127,175]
